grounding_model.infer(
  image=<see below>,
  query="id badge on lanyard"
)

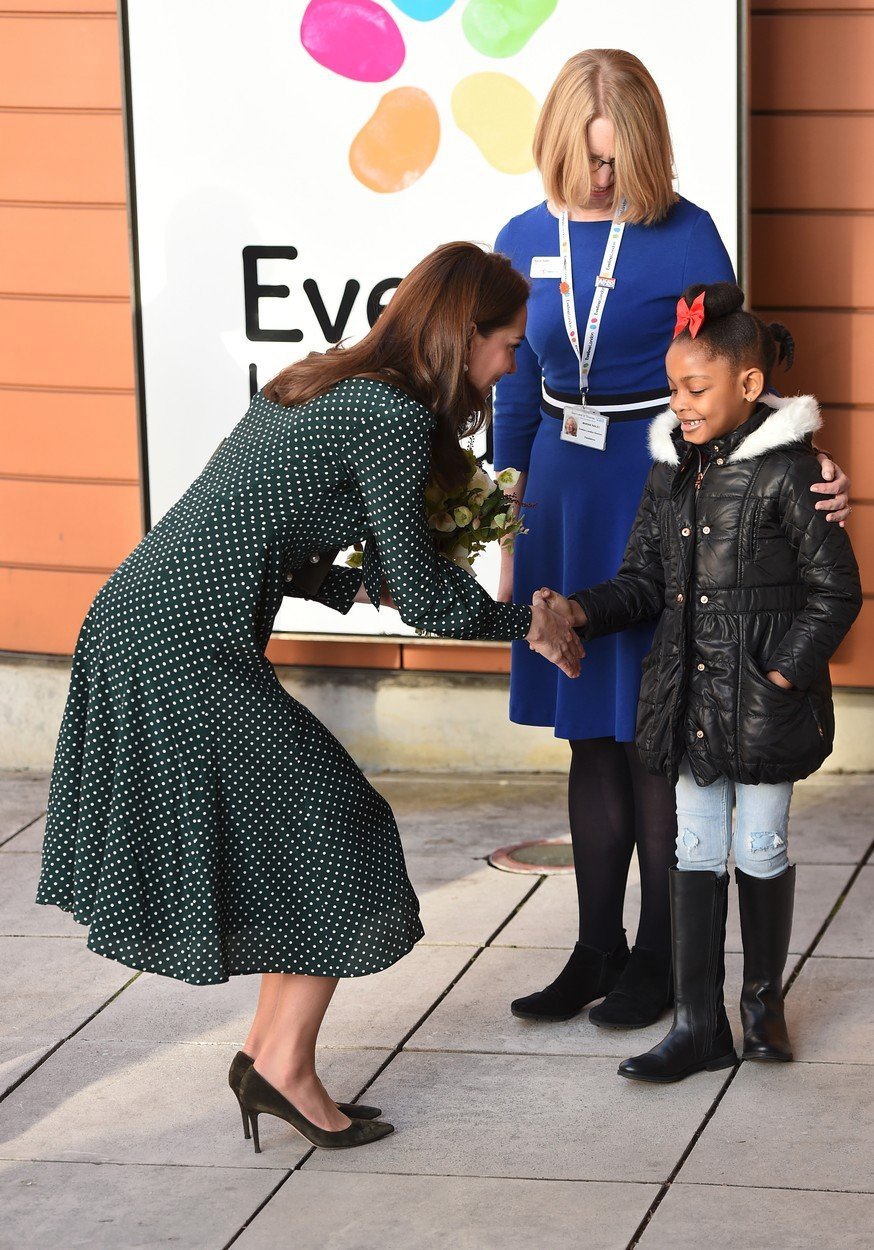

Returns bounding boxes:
[557,202,626,452]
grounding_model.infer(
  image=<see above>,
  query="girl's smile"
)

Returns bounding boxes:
[666,339,764,445]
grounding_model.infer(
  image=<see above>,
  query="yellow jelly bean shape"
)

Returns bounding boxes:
[349,86,440,193]
[451,73,538,174]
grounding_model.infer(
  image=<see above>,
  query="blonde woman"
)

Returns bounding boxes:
[495,50,850,1028]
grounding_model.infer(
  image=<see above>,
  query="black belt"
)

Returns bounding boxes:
[541,382,670,423]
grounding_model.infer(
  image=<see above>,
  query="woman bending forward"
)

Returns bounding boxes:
[36,243,581,1153]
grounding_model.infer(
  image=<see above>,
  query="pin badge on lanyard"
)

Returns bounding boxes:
[558,201,627,451]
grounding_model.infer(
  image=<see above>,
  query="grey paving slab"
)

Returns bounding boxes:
[0,814,44,853]
[492,867,642,951]
[1,937,134,1038]
[372,773,569,861]
[308,1050,729,1182]
[408,945,745,1058]
[83,944,475,1053]
[409,860,535,947]
[0,1036,61,1099]
[0,772,49,843]
[789,774,874,865]
[681,1061,874,1193]
[0,853,83,938]
[0,1038,390,1170]
[0,1159,277,1250]
[639,1182,874,1249]
[238,1172,659,1250]
[816,865,874,958]
[493,861,849,958]
[789,956,874,1064]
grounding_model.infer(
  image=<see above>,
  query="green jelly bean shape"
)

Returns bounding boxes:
[462,0,558,59]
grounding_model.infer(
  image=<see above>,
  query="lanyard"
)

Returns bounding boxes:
[558,200,627,397]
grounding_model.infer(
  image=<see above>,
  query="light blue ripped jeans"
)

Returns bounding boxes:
[675,757,793,879]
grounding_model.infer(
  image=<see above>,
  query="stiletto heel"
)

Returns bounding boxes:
[237,1095,251,1140]
[228,1050,382,1124]
[239,1067,394,1152]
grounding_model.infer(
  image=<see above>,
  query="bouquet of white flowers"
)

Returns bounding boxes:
[347,449,527,577]
[421,449,528,574]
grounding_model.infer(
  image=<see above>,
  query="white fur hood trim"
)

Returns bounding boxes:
[647,393,822,467]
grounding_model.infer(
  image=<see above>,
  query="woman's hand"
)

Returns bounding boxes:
[767,669,794,690]
[812,453,851,526]
[526,600,585,678]
[533,586,587,629]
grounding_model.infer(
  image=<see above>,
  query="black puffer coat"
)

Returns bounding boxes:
[572,396,862,786]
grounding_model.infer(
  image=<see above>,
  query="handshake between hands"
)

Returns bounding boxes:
[526,588,588,679]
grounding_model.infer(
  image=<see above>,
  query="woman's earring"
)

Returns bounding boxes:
[463,363,469,373]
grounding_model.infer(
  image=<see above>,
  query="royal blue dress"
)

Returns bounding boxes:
[494,197,734,741]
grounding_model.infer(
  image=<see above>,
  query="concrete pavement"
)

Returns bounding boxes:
[1,770,872,1249]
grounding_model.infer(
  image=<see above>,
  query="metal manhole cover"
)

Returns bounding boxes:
[488,836,574,874]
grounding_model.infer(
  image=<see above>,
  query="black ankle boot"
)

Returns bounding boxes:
[736,864,795,1061]
[511,938,629,1021]
[618,869,736,1083]
[588,945,673,1029]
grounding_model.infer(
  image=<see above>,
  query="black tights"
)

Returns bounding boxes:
[569,737,677,955]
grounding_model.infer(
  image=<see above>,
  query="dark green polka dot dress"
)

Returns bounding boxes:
[36,379,533,985]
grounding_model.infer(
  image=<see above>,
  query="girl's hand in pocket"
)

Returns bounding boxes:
[766,669,794,690]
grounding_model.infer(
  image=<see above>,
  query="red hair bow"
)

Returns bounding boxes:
[673,291,706,339]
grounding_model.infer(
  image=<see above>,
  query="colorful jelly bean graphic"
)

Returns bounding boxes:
[452,72,538,173]
[301,0,406,82]
[349,87,440,192]
[390,0,456,17]
[462,0,557,58]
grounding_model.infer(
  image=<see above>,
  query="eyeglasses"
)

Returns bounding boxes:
[588,155,616,173]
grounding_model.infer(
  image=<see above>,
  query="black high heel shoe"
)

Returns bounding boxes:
[238,1066,395,1152]
[228,1051,381,1139]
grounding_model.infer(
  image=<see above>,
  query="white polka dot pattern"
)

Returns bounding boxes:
[35,378,532,984]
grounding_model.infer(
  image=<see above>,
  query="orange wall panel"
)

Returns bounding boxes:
[0,566,106,655]
[0,1,116,11]
[0,113,126,203]
[752,14,874,112]
[0,479,140,569]
[755,310,874,407]
[402,643,510,674]
[267,637,402,669]
[821,409,874,501]
[832,600,874,688]
[754,1,874,10]
[0,206,130,298]
[0,390,139,480]
[751,116,874,211]
[751,214,874,310]
[0,15,122,110]
[0,298,135,391]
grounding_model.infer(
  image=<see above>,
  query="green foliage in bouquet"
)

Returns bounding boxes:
[423,449,527,574]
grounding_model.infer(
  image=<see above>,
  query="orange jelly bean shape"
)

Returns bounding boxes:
[349,87,440,193]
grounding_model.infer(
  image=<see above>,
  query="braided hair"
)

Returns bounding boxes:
[674,282,795,383]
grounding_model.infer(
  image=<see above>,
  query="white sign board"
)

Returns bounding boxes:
[123,0,741,636]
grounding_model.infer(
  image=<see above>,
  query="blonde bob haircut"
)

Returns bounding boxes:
[533,49,677,227]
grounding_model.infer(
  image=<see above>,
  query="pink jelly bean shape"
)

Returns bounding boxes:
[301,0,406,82]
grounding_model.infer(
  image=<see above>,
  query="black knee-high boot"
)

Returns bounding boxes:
[618,869,736,1082]
[736,864,795,1061]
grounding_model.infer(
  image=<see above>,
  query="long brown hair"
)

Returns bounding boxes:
[263,242,529,488]
[534,49,677,226]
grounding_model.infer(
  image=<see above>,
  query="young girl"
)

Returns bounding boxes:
[537,282,862,1082]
